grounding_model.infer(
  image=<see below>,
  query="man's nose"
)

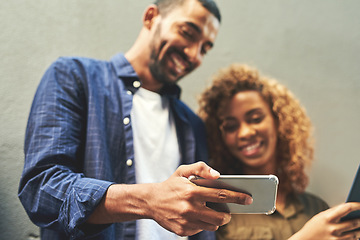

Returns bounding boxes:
[184,43,203,67]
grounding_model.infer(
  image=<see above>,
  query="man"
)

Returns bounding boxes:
[18,0,253,239]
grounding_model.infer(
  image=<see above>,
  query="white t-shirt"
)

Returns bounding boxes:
[131,87,187,240]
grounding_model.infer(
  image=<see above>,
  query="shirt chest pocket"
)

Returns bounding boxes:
[217,226,274,240]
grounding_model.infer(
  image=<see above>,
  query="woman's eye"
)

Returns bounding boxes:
[221,122,239,133]
[250,115,264,123]
[252,118,262,123]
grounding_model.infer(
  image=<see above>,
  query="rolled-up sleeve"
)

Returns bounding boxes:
[18,58,114,238]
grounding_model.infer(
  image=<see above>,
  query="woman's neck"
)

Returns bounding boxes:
[275,190,287,214]
[242,164,276,175]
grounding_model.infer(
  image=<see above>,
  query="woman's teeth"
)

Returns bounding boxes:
[242,142,261,152]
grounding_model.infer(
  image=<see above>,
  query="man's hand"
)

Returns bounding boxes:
[289,202,360,240]
[87,162,252,236]
[144,162,253,236]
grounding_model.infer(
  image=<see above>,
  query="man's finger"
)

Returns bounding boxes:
[175,162,220,180]
[186,203,232,227]
[193,186,253,205]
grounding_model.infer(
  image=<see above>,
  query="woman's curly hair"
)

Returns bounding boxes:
[198,63,314,194]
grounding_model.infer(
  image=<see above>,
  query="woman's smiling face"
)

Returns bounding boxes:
[220,90,278,174]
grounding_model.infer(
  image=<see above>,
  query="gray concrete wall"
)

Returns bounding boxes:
[1,0,359,239]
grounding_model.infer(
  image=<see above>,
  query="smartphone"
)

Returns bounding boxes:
[191,175,278,214]
[341,164,360,222]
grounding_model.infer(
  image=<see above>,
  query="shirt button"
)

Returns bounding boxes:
[126,159,133,167]
[123,117,130,125]
[126,90,132,95]
[133,81,141,88]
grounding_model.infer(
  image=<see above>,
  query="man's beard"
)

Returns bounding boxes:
[148,24,192,86]
[148,46,178,86]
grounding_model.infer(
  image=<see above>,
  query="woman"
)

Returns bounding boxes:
[198,63,360,240]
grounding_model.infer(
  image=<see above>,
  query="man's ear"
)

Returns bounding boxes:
[143,5,160,29]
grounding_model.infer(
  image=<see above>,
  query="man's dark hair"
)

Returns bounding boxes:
[154,0,221,23]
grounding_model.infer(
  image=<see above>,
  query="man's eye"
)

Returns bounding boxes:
[183,31,192,37]
[200,46,208,55]
[180,28,193,39]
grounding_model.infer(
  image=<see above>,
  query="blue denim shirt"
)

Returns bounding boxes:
[18,53,213,240]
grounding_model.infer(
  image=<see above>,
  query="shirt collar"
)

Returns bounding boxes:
[280,193,305,219]
[159,84,181,99]
[110,53,181,99]
[110,53,138,77]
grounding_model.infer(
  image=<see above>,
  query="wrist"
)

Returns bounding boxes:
[87,183,155,224]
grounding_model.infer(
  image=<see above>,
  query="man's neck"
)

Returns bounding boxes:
[125,49,163,93]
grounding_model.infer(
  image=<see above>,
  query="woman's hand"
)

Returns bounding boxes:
[290,202,360,240]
